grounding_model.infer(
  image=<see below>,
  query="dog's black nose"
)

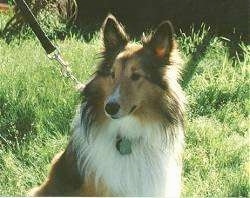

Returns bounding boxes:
[105,102,120,116]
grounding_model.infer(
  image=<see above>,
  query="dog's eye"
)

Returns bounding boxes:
[111,71,115,79]
[131,73,141,81]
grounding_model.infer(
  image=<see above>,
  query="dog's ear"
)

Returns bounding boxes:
[145,21,175,59]
[102,14,128,52]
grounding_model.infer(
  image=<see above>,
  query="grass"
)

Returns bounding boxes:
[0,13,249,196]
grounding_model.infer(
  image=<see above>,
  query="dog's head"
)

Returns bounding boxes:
[83,14,182,122]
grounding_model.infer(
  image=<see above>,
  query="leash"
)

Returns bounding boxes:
[15,0,84,91]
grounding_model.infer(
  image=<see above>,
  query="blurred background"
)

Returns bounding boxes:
[1,0,248,42]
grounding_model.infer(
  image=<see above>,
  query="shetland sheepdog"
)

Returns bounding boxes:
[29,14,185,197]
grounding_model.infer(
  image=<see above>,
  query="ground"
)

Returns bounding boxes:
[0,13,249,196]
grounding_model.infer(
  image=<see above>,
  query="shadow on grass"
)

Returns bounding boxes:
[229,182,249,197]
[181,32,213,88]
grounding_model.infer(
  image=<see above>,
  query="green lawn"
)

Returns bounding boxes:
[0,13,249,196]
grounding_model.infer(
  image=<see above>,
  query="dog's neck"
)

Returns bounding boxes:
[104,116,156,137]
[72,108,184,196]
[85,115,173,153]
[77,103,176,150]
[116,135,132,155]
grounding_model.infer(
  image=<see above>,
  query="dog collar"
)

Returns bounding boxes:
[116,137,132,155]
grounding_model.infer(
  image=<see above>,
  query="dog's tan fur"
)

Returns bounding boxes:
[29,14,185,196]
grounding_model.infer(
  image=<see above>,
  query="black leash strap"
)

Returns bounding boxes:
[15,0,56,54]
[15,0,84,91]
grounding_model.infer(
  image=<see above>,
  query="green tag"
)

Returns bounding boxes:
[116,138,132,155]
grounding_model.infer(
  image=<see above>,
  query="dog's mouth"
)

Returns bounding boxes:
[129,105,137,114]
[110,115,119,119]
[110,105,137,119]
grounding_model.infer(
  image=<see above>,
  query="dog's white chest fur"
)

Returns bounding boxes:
[73,112,183,197]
